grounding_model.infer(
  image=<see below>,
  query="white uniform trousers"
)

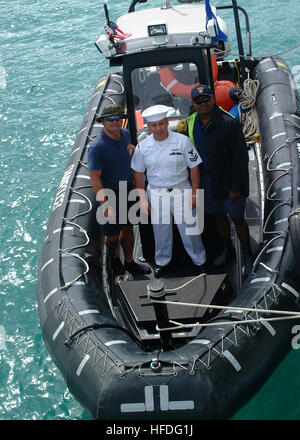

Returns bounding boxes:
[147,182,206,267]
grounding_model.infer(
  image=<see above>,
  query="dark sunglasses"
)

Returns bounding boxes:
[105,115,124,121]
[193,96,211,104]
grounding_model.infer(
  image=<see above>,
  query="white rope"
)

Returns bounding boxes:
[214,42,300,60]
[166,273,207,292]
[289,207,300,218]
[149,275,300,330]
[239,76,260,142]
[57,251,89,289]
[59,220,90,253]
[150,296,300,317]
[156,313,300,332]
[56,192,92,290]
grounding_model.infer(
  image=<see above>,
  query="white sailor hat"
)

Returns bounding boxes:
[141,105,175,122]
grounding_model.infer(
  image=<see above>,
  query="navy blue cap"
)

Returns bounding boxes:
[191,84,214,99]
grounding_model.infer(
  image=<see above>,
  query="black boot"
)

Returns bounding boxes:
[213,243,236,266]
[191,263,206,275]
[124,261,151,275]
[154,265,168,278]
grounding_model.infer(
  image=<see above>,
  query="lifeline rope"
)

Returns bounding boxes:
[148,273,300,332]
[214,42,300,60]
[151,295,300,318]
[150,296,300,332]
[158,314,300,332]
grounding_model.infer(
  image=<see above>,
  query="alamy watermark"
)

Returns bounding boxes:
[95,181,204,236]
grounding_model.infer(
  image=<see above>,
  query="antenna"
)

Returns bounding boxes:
[104,3,110,23]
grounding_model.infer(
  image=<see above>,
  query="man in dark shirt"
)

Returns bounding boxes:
[179,85,252,274]
[88,104,150,276]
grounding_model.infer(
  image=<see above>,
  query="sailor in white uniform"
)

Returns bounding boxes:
[131,104,206,277]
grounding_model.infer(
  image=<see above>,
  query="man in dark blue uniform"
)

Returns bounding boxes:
[88,104,150,276]
[178,85,252,274]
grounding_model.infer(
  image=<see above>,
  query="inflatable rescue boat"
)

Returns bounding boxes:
[37,0,300,420]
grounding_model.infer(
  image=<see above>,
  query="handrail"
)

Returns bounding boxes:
[217,4,252,57]
[128,0,148,13]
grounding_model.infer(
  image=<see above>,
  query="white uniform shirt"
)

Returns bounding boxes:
[131,130,202,187]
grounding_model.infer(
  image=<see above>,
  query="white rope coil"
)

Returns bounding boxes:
[239,77,260,142]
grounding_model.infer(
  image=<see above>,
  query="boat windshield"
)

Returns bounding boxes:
[131,61,202,138]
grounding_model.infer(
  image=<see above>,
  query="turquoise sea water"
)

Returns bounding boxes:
[1,0,300,420]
